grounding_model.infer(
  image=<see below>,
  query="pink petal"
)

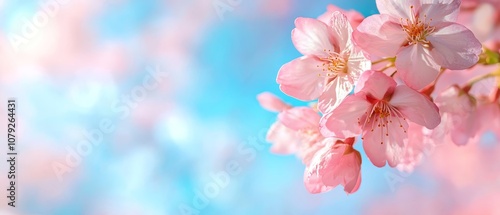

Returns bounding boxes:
[328,11,353,51]
[320,94,371,138]
[376,0,420,20]
[347,48,371,80]
[390,85,441,129]
[344,171,362,193]
[318,77,353,113]
[318,5,364,29]
[306,139,362,194]
[434,85,471,113]
[428,22,482,70]
[266,122,301,154]
[278,107,320,132]
[355,70,396,100]
[257,92,291,112]
[395,44,441,90]
[353,14,407,57]
[299,141,325,166]
[303,158,334,194]
[277,56,325,101]
[292,17,336,57]
[303,173,333,194]
[318,48,369,113]
[321,144,362,193]
[303,176,333,194]
[420,0,461,24]
[362,115,408,167]
[362,128,388,167]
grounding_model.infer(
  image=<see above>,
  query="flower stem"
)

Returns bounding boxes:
[467,72,499,87]
[379,63,394,72]
[371,57,396,65]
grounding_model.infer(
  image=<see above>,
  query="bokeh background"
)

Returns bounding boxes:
[0,0,499,214]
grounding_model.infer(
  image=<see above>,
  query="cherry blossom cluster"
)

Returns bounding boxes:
[259,0,500,194]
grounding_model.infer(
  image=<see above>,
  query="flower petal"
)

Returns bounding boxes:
[347,48,371,80]
[303,171,333,194]
[266,122,301,154]
[300,141,325,166]
[428,22,482,70]
[362,128,389,167]
[306,139,362,194]
[376,0,421,20]
[318,4,364,29]
[318,77,353,113]
[257,92,291,112]
[320,94,371,138]
[420,0,461,24]
[292,17,336,57]
[353,14,407,57]
[390,85,441,129]
[362,115,408,167]
[344,171,362,193]
[321,144,362,193]
[277,56,325,101]
[395,44,441,90]
[355,70,396,100]
[304,148,334,194]
[278,107,320,132]
[329,11,353,51]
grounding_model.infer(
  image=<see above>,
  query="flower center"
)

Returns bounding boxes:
[400,5,436,48]
[317,49,348,78]
[358,101,407,144]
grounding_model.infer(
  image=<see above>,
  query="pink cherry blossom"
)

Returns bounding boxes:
[277,12,370,113]
[257,92,298,154]
[353,0,482,90]
[304,137,362,194]
[320,70,441,167]
[266,122,303,154]
[258,92,325,156]
[258,0,498,199]
[317,5,365,29]
[277,107,325,164]
[432,85,478,145]
[269,105,339,167]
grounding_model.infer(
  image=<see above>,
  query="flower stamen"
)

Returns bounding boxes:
[400,5,436,47]
[362,101,408,144]
[317,49,348,78]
